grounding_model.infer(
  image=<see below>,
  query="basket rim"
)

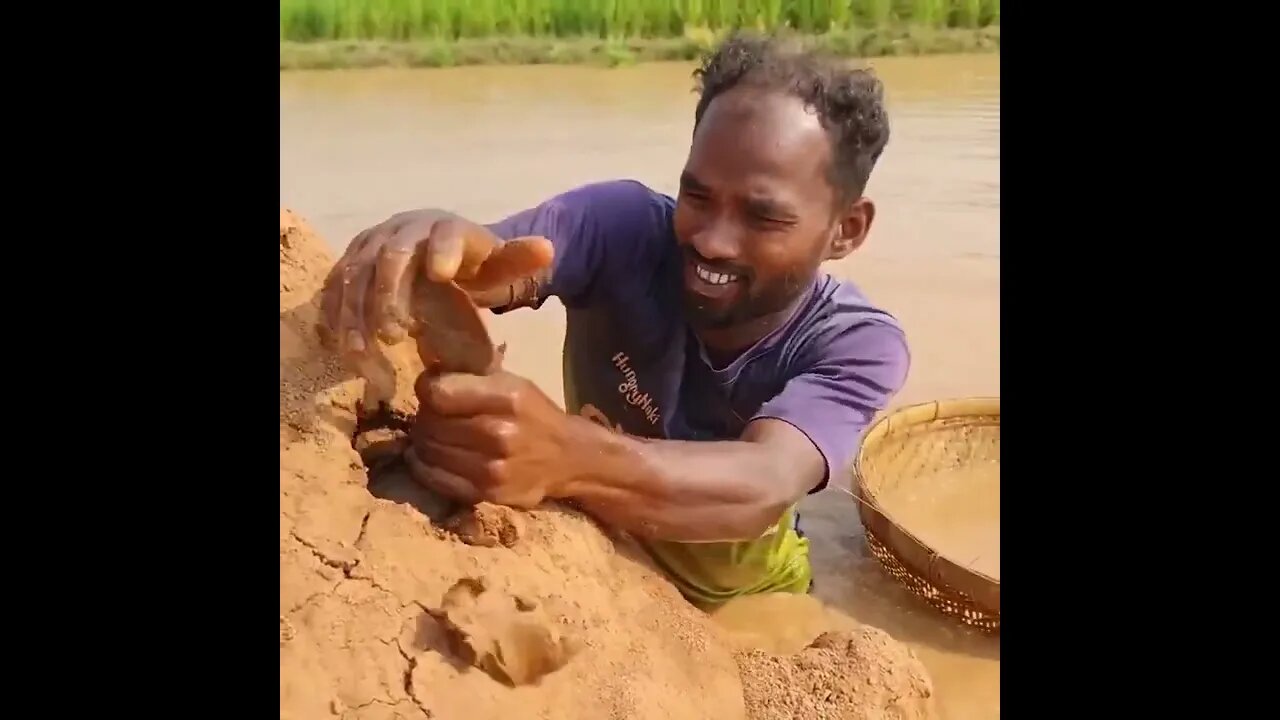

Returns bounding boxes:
[851,396,1000,614]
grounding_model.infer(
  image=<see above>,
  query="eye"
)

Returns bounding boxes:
[680,188,709,206]
[747,212,793,231]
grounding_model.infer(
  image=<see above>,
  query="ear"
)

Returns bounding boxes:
[826,198,876,261]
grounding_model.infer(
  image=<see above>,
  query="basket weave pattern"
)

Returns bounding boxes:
[864,529,999,633]
[853,398,1000,635]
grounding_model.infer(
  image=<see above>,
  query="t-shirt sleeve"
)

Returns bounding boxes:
[751,320,911,493]
[483,179,674,310]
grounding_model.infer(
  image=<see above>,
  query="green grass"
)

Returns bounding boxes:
[280,25,998,69]
[280,0,1000,42]
[280,0,999,69]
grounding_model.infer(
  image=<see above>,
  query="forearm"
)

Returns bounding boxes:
[553,418,797,543]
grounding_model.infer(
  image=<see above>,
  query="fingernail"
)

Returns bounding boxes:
[347,330,366,353]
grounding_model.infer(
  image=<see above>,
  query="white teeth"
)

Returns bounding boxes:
[695,264,738,285]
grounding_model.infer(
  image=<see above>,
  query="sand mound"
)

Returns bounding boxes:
[736,629,937,720]
[279,209,938,720]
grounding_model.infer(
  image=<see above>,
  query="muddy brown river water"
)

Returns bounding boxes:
[281,53,1000,719]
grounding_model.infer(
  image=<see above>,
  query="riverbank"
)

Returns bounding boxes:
[279,26,998,70]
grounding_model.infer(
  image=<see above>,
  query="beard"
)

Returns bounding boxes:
[680,274,809,331]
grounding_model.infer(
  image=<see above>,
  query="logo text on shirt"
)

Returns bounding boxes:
[612,352,661,426]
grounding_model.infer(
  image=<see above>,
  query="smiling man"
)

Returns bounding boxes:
[320,33,909,609]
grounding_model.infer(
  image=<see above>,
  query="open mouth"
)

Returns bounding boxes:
[683,255,745,305]
[693,263,740,286]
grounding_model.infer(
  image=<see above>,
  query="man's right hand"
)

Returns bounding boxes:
[317,209,552,401]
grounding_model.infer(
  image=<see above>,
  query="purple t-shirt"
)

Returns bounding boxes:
[486,179,910,492]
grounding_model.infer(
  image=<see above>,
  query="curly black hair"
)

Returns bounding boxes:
[693,32,890,202]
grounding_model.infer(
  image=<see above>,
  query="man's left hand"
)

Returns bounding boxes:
[406,370,576,508]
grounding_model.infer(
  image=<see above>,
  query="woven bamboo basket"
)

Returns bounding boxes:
[852,397,1000,634]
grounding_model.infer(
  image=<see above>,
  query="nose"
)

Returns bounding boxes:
[690,217,741,263]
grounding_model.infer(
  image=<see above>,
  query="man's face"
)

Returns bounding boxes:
[673,86,856,331]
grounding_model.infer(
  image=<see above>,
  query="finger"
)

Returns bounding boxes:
[467,284,517,310]
[320,262,344,346]
[334,228,401,403]
[415,372,517,416]
[404,448,480,504]
[337,229,389,354]
[414,409,510,455]
[410,437,492,489]
[340,223,380,262]
[424,217,497,283]
[319,229,373,350]
[372,218,434,345]
[456,236,555,293]
[456,226,501,281]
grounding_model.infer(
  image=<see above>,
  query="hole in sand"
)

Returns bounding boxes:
[351,403,457,523]
[351,403,527,548]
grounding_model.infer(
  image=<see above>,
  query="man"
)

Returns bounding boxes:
[320,33,909,610]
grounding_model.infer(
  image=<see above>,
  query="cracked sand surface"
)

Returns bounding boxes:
[279,209,938,720]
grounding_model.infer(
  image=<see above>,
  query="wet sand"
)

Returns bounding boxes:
[281,53,1000,719]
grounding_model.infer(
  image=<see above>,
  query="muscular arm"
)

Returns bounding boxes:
[555,319,910,542]
[554,417,825,543]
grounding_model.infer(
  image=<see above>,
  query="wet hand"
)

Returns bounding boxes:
[316,210,552,402]
[405,370,575,509]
